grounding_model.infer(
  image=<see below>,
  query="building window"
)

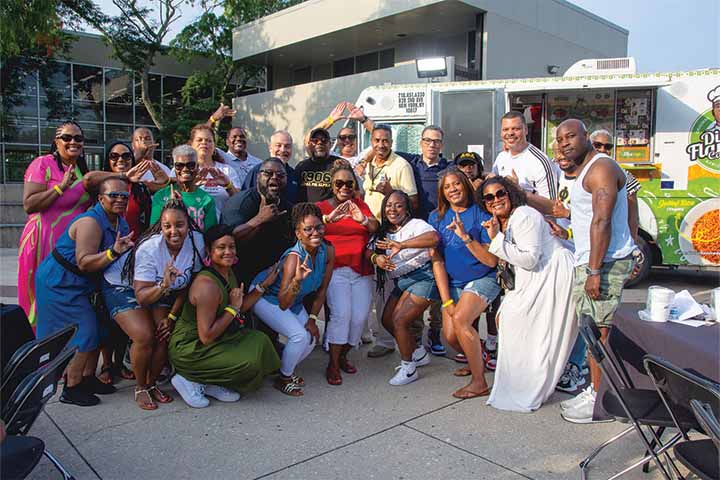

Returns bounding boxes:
[379,49,395,69]
[135,74,161,126]
[356,52,378,73]
[72,65,103,122]
[292,66,312,85]
[105,68,134,124]
[333,57,355,78]
[39,61,71,121]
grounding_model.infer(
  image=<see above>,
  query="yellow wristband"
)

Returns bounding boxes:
[105,249,116,261]
[167,312,178,321]
[566,228,573,239]
[53,185,64,195]
[441,299,454,308]
[224,306,238,317]
[326,115,335,127]
[370,253,378,265]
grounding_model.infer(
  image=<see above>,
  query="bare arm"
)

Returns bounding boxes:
[278,254,302,311]
[525,191,555,216]
[430,248,452,304]
[398,230,438,249]
[23,181,62,214]
[627,192,639,242]
[586,161,620,270]
[465,241,498,268]
[72,218,107,272]
[193,277,237,345]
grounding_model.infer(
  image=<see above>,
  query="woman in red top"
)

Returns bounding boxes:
[317,165,379,385]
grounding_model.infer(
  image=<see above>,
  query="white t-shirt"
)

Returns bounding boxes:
[140,160,172,183]
[104,231,205,289]
[492,144,559,199]
[217,149,263,187]
[556,173,576,252]
[171,162,241,217]
[385,218,435,278]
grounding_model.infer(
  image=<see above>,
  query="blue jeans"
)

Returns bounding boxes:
[567,334,587,369]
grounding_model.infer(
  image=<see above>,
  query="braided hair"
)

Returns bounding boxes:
[121,198,202,284]
[368,190,413,294]
[49,120,90,175]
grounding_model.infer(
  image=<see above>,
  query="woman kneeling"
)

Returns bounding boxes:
[169,224,281,408]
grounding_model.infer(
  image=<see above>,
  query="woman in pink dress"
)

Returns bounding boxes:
[18,121,92,328]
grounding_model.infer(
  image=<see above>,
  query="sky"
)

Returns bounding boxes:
[93,0,719,73]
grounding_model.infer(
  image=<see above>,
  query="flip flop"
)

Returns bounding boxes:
[453,367,472,377]
[98,366,114,385]
[452,386,491,399]
[120,367,136,380]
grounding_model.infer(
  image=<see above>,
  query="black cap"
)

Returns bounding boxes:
[454,151,482,166]
[310,128,330,140]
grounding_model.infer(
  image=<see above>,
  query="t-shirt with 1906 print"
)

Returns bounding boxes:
[294,155,340,203]
[150,184,217,232]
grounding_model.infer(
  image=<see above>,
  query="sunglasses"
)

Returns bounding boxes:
[109,152,132,161]
[260,169,287,179]
[482,189,508,203]
[421,137,443,146]
[301,224,326,235]
[174,161,197,171]
[592,141,614,151]
[337,134,357,142]
[309,137,330,145]
[333,179,355,189]
[103,191,130,200]
[56,134,84,143]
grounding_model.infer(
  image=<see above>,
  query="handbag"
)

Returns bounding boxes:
[496,259,515,291]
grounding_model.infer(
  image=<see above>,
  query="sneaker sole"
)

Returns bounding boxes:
[555,383,578,393]
[389,373,418,386]
[171,376,210,408]
[561,412,615,424]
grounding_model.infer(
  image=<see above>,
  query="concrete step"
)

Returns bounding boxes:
[1,225,23,249]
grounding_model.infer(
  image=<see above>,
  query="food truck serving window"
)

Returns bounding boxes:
[361,122,424,155]
[615,90,653,162]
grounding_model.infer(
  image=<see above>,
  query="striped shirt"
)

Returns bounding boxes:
[492,144,559,199]
[624,170,641,197]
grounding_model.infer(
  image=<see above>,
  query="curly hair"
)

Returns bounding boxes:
[121,198,202,284]
[291,202,323,229]
[50,120,89,175]
[477,176,527,215]
[203,224,235,250]
[189,124,224,164]
[435,167,476,221]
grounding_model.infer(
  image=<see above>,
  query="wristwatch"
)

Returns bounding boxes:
[585,266,602,276]
[462,236,472,245]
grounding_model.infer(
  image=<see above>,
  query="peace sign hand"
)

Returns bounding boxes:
[161,261,180,288]
[294,255,313,281]
[112,230,135,255]
[446,211,467,239]
[58,167,77,191]
[482,215,500,239]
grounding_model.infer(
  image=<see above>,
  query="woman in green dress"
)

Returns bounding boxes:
[168,224,281,408]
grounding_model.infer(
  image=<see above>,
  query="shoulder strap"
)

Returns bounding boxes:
[202,267,229,292]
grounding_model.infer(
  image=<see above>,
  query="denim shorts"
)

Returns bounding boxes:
[449,275,501,305]
[102,284,142,319]
[391,263,439,301]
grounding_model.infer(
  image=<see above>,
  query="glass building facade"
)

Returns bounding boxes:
[0,60,189,183]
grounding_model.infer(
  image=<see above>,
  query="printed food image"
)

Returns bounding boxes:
[691,209,720,264]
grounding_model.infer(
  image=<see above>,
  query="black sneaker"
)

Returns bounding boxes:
[81,375,117,395]
[60,384,100,406]
[427,328,446,356]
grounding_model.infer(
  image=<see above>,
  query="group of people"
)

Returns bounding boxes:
[19,101,639,424]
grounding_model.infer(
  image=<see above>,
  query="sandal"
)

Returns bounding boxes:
[326,366,342,386]
[149,384,173,404]
[289,373,305,387]
[274,377,304,397]
[134,387,158,411]
[338,356,357,374]
[453,367,472,377]
[120,367,135,381]
[98,366,114,385]
[452,385,491,400]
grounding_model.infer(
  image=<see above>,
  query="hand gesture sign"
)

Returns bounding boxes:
[147,161,169,185]
[551,200,570,219]
[373,177,392,196]
[261,263,280,289]
[329,102,348,122]
[211,103,237,123]
[374,254,396,272]
[446,211,467,239]
[208,167,231,188]
[347,103,367,122]
[507,169,520,185]
[161,261,180,289]
[112,230,135,255]
[326,200,350,223]
[59,167,77,191]
[348,201,366,223]
[294,255,313,282]
[376,238,403,258]
[482,215,500,240]
[229,284,244,310]
[135,142,159,162]
[255,195,285,224]
[546,219,569,240]
[125,160,151,183]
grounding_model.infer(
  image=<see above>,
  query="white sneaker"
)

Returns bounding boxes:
[412,346,431,367]
[389,361,418,386]
[171,374,209,408]
[560,385,593,410]
[561,388,613,424]
[204,384,241,402]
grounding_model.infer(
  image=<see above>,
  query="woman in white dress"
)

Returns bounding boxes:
[480,177,576,413]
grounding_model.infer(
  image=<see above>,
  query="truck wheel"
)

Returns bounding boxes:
[626,236,652,287]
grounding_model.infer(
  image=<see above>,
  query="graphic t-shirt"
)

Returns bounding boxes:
[150,185,217,232]
[294,155,340,203]
[385,218,436,279]
[429,204,494,286]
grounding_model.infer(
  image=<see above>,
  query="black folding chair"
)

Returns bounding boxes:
[577,315,682,480]
[643,355,720,480]
[671,399,720,480]
[1,435,46,479]
[1,324,78,405]
[2,347,77,480]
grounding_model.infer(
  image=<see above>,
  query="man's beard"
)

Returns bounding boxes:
[259,183,279,204]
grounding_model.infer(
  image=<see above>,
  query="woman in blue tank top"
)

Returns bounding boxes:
[252,203,335,397]
[35,177,135,407]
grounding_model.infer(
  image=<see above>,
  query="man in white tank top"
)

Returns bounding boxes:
[552,119,636,425]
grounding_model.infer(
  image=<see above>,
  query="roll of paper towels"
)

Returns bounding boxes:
[646,286,675,322]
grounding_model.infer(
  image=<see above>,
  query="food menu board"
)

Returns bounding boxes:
[615,89,653,162]
[545,90,615,155]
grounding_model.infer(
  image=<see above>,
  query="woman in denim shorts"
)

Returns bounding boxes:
[429,169,500,399]
[367,191,439,386]
[102,199,203,410]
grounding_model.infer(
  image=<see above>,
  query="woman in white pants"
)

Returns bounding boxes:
[317,165,379,385]
[252,203,335,397]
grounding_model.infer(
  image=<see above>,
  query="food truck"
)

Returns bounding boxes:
[354,60,720,283]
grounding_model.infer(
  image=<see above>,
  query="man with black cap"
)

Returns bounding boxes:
[454,151,484,190]
[294,128,342,203]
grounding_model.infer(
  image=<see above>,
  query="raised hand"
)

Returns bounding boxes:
[161,261,180,289]
[210,103,237,123]
[229,285,244,310]
[376,238,403,258]
[112,230,135,255]
[58,167,77,191]
[348,201,366,223]
[208,167,231,187]
[507,169,519,185]
[294,254,313,281]
[329,102,347,122]
[347,104,367,121]
[373,176,393,196]
[446,211,467,239]
[126,160,151,183]
[147,161,169,185]
[482,215,500,239]
[255,195,284,224]
[261,263,280,289]
[135,142,159,161]
[326,201,350,223]
[551,200,570,219]
[374,254,396,272]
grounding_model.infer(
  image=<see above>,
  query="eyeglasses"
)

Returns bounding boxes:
[174,161,197,171]
[421,137,443,146]
[337,134,357,142]
[309,137,330,145]
[109,152,132,161]
[260,169,287,179]
[56,134,84,143]
[333,179,355,189]
[482,189,508,203]
[301,224,326,235]
[592,141,614,151]
[103,191,130,200]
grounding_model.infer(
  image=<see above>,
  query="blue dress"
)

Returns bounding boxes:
[253,241,328,314]
[36,203,129,352]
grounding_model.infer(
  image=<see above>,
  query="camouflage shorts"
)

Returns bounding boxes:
[573,258,634,328]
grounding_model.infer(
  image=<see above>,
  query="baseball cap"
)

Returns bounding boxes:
[454,151,482,166]
[310,128,331,140]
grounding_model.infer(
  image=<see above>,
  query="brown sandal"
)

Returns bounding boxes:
[134,387,158,410]
[274,376,304,397]
[149,384,173,404]
[453,367,472,377]
[289,373,305,387]
[326,366,342,386]
[452,385,491,399]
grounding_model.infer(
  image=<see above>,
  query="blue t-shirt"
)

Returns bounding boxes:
[428,204,494,287]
